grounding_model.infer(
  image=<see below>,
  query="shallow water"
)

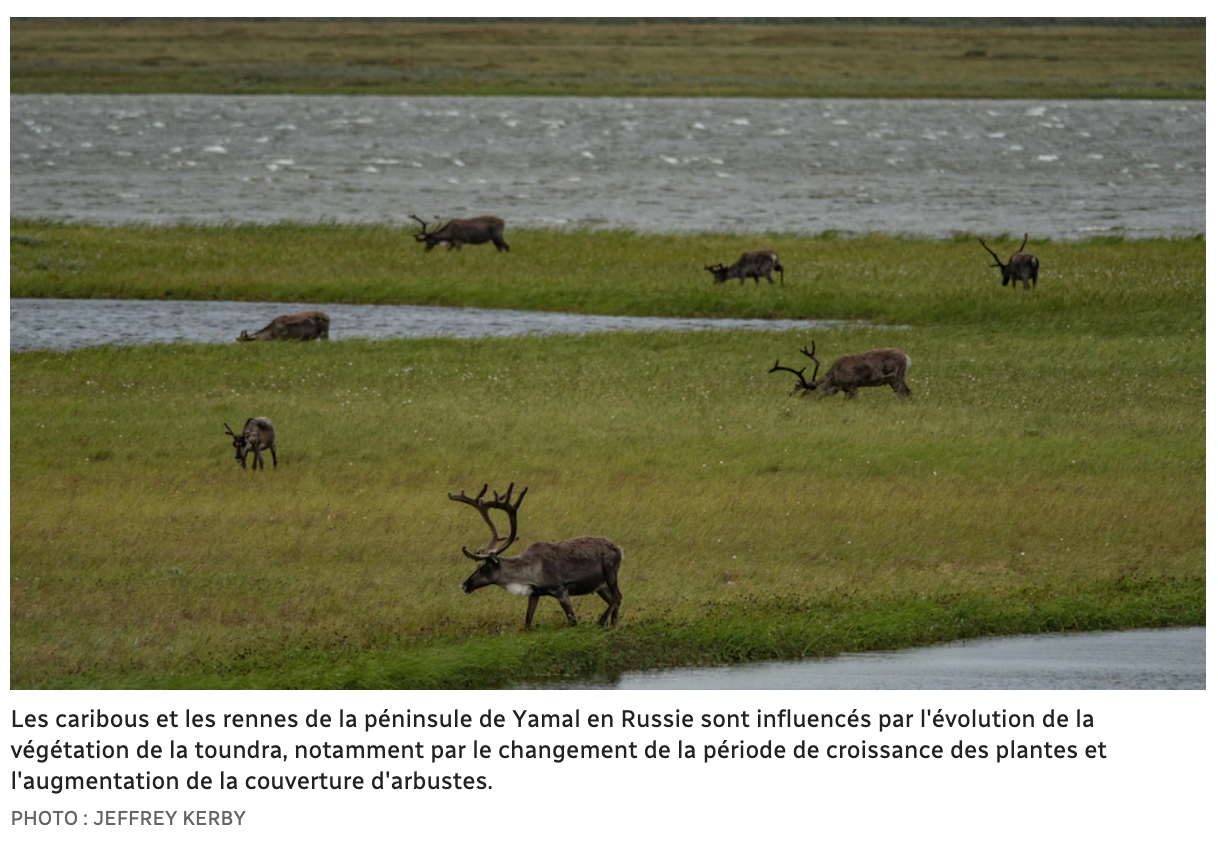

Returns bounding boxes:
[11,95,1204,238]
[8,298,859,352]
[527,627,1205,690]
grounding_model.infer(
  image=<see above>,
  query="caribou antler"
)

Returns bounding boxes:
[799,341,821,383]
[978,238,1005,268]
[768,360,814,393]
[448,483,529,560]
[409,214,432,239]
[1017,233,1029,252]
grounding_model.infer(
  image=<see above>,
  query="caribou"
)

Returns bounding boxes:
[224,418,277,470]
[705,249,785,285]
[410,214,510,252]
[237,310,330,342]
[979,234,1039,290]
[448,483,623,628]
[769,341,912,401]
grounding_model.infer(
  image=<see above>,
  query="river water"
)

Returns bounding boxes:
[527,627,1205,690]
[10,95,1205,238]
[8,298,856,352]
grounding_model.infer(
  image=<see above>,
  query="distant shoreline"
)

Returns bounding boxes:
[10,20,1205,99]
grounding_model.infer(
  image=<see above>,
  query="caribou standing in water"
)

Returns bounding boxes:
[410,214,510,252]
[979,234,1039,290]
[448,483,623,628]
[237,310,330,342]
[769,341,912,402]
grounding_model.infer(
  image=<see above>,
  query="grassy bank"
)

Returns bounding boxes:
[9,230,1204,688]
[10,19,1205,99]
[9,222,1205,334]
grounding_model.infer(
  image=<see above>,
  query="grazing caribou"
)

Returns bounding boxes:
[705,249,785,285]
[410,214,510,252]
[769,341,912,401]
[448,483,623,628]
[979,234,1039,290]
[224,418,277,470]
[238,310,330,342]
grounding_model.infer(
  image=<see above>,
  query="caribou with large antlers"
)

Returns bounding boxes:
[410,214,510,252]
[704,249,784,285]
[769,341,912,401]
[979,234,1039,290]
[448,483,623,628]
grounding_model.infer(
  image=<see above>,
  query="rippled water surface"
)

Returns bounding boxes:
[11,95,1204,238]
[9,298,858,352]
[528,627,1206,690]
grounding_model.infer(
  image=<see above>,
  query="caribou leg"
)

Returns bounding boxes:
[595,583,621,627]
[525,593,540,629]
[595,585,615,627]
[555,591,579,626]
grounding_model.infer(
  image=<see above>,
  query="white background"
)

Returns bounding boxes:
[4,689,1211,840]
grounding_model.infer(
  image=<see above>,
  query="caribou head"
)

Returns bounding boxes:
[768,341,822,396]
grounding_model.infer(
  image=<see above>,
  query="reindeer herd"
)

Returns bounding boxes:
[223,217,1041,626]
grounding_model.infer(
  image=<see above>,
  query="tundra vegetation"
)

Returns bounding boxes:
[9,224,1204,689]
[9,19,1204,99]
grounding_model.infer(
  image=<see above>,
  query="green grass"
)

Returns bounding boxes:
[10,20,1205,99]
[10,222,1205,335]
[9,227,1204,688]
